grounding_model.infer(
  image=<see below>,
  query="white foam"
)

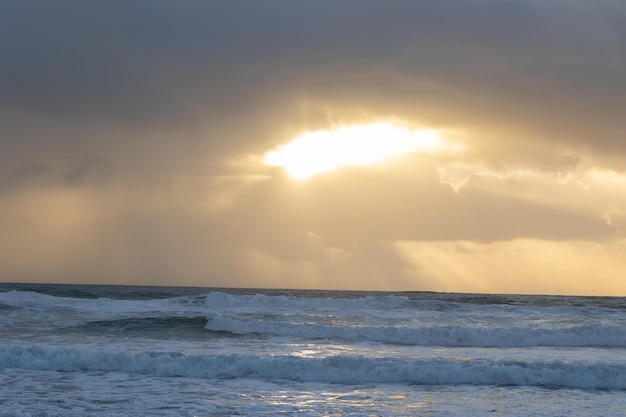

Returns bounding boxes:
[1,345,625,390]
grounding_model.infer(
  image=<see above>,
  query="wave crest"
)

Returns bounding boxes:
[205,312,626,348]
[1,345,625,390]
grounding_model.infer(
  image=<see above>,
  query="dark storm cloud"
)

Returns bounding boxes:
[2,0,625,151]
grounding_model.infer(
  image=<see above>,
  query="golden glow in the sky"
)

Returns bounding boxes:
[265,123,450,179]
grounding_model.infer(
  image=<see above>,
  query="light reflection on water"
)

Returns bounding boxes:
[5,367,624,416]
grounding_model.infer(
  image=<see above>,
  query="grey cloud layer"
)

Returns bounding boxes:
[3,1,625,154]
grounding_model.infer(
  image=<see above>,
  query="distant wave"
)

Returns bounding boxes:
[1,345,624,390]
[205,291,417,310]
[0,289,206,319]
[82,316,209,332]
[205,312,626,348]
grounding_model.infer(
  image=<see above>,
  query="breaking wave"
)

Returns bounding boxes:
[1,345,624,390]
[204,312,626,348]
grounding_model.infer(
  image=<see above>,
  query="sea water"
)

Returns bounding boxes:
[1,283,625,416]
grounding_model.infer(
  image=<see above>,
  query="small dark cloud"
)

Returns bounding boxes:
[2,157,113,191]
[3,163,51,189]
[63,157,113,186]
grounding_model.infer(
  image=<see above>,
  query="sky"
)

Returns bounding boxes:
[2,0,626,295]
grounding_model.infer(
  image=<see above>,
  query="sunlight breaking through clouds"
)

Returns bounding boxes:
[265,123,463,179]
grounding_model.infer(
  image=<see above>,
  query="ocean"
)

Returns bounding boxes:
[1,283,625,416]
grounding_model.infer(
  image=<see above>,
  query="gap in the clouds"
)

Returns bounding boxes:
[264,123,463,180]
